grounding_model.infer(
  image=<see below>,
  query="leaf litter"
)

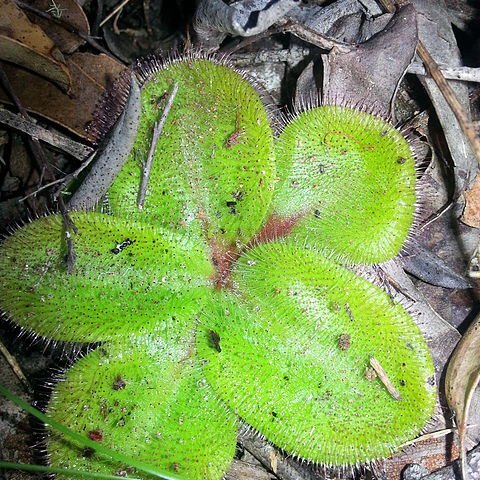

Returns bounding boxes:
[0,1,479,479]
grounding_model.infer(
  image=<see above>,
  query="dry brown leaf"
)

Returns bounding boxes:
[0,52,126,140]
[445,313,480,480]
[461,174,480,228]
[24,0,90,54]
[68,51,125,89]
[0,0,71,92]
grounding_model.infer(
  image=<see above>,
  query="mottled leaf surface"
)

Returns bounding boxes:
[0,212,213,342]
[198,243,435,466]
[272,106,416,264]
[47,337,237,480]
[108,58,275,246]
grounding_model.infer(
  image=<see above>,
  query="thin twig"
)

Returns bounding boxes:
[58,197,77,275]
[417,40,480,165]
[0,63,77,276]
[99,0,133,27]
[19,151,97,202]
[408,63,480,83]
[137,82,179,209]
[281,21,352,53]
[369,357,403,401]
[92,0,104,36]
[0,63,55,183]
[419,201,453,232]
[377,0,395,14]
[143,0,154,34]
[0,107,93,161]
[15,0,120,61]
[399,425,477,448]
[63,225,76,275]
[0,341,33,393]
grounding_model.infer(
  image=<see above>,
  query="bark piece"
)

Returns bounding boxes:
[461,175,480,228]
[446,314,480,478]
[239,424,328,480]
[0,106,93,160]
[403,444,480,480]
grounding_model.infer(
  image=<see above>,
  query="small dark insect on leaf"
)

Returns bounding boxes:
[397,157,406,164]
[208,329,221,352]
[82,447,95,458]
[113,375,126,391]
[171,463,180,472]
[152,92,169,109]
[111,238,135,255]
[88,430,103,442]
[314,209,321,219]
[226,201,237,215]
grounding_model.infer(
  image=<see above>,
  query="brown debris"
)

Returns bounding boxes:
[113,375,126,391]
[338,333,351,351]
[365,367,377,381]
[461,174,480,228]
[369,357,403,401]
[88,430,103,442]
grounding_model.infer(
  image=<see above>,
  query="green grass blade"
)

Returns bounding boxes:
[0,385,186,480]
[0,462,141,479]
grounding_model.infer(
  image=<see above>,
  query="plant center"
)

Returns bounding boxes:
[210,213,303,289]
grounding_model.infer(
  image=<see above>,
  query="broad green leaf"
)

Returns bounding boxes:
[47,336,237,480]
[271,106,416,264]
[0,384,182,480]
[197,242,435,466]
[108,58,276,246]
[0,212,213,342]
